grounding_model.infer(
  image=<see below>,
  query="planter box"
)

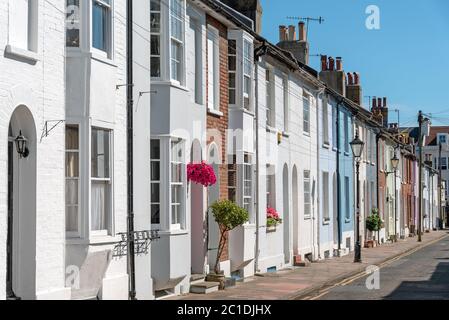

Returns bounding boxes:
[266,225,277,232]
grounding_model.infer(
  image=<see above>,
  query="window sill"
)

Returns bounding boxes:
[157,229,189,236]
[345,219,351,224]
[303,132,311,137]
[304,215,312,220]
[5,45,39,63]
[66,234,122,246]
[207,108,223,117]
[344,152,350,157]
[322,143,330,149]
[323,219,330,225]
[91,52,117,67]
[230,106,255,117]
[282,131,290,138]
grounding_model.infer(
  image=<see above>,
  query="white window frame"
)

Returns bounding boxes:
[322,171,330,222]
[150,139,161,226]
[303,95,311,134]
[150,0,162,79]
[304,170,311,218]
[8,0,38,53]
[283,75,289,132]
[243,153,254,222]
[170,138,185,230]
[332,105,337,148]
[266,165,276,210]
[66,0,81,48]
[322,101,330,145]
[91,0,113,59]
[170,0,185,84]
[66,124,81,238]
[207,25,220,112]
[265,67,275,127]
[243,38,253,111]
[344,114,349,153]
[90,127,113,236]
[228,39,237,106]
[345,176,350,220]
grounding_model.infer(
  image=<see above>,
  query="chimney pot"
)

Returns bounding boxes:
[288,25,296,41]
[321,55,328,71]
[383,97,387,107]
[353,72,359,85]
[372,97,377,109]
[298,22,306,41]
[378,97,383,109]
[328,57,335,71]
[279,25,287,42]
[347,72,353,85]
[336,57,343,71]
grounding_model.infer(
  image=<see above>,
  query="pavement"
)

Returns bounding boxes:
[171,230,449,300]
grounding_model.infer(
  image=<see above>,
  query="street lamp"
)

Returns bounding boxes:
[14,130,29,159]
[350,131,365,263]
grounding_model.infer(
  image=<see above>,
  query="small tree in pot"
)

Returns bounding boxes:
[366,208,382,247]
[208,200,249,287]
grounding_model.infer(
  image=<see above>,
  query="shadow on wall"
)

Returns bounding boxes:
[383,262,449,300]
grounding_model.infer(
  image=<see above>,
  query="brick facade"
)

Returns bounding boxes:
[206,14,230,262]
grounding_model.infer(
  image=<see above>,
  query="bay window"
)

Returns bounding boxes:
[266,165,276,209]
[266,68,274,126]
[170,0,184,83]
[282,76,289,132]
[150,0,161,78]
[228,40,237,105]
[66,125,80,236]
[92,0,112,56]
[151,139,161,224]
[243,153,253,217]
[171,139,185,230]
[91,128,112,234]
[66,0,80,47]
[207,26,220,111]
[243,40,252,110]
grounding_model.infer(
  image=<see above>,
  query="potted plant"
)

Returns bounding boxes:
[365,208,382,248]
[187,161,217,187]
[207,200,249,289]
[266,207,282,232]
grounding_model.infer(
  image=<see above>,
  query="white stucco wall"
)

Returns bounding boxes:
[0,0,69,300]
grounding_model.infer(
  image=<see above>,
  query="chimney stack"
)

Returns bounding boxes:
[347,72,353,85]
[346,71,362,106]
[378,97,383,108]
[383,97,387,107]
[353,72,359,85]
[288,25,296,41]
[319,55,346,95]
[372,97,377,109]
[298,22,306,41]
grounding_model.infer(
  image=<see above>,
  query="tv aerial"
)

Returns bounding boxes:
[286,16,325,40]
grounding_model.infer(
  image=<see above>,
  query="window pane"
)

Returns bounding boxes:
[66,0,80,47]
[66,206,79,232]
[151,35,160,55]
[151,183,160,203]
[91,181,109,231]
[228,56,236,71]
[150,13,161,32]
[151,204,160,224]
[91,128,110,179]
[151,161,160,180]
[92,1,109,52]
[151,57,161,78]
[66,152,79,178]
[228,40,236,55]
[151,139,160,159]
[151,0,161,11]
[66,179,79,205]
[229,89,236,104]
[66,125,79,149]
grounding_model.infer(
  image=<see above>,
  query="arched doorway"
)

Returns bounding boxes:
[190,140,205,274]
[206,143,220,272]
[7,105,37,300]
[292,166,299,255]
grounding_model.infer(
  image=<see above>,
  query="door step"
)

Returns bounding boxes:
[190,281,220,294]
[190,274,206,285]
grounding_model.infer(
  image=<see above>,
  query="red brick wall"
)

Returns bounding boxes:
[206,14,230,262]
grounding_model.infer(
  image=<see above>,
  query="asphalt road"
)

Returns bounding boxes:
[316,235,449,300]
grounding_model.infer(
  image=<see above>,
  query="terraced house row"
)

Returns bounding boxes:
[0,0,445,300]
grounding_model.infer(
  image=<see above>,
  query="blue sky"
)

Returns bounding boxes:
[260,0,449,127]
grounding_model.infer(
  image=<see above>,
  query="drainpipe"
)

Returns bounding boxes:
[253,43,265,274]
[376,132,381,242]
[126,0,137,300]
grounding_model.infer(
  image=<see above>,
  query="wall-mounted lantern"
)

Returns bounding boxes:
[15,130,29,159]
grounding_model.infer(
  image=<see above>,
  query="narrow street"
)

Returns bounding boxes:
[315,235,449,300]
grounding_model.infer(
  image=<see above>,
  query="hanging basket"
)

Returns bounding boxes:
[187,161,217,187]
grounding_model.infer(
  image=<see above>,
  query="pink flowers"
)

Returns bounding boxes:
[187,161,217,187]
[266,207,282,227]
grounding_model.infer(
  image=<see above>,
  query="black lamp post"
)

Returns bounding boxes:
[350,131,365,263]
[14,130,29,159]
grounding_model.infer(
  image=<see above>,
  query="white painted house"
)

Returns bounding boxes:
[0,0,69,300]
